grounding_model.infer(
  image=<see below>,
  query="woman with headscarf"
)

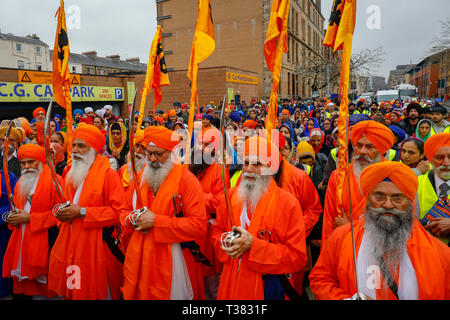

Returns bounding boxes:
[300,117,319,138]
[279,135,299,166]
[388,124,406,159]
[415,118,434,142]
[278,122,299,147]
[106,121,129,170]
[400,137,429,176]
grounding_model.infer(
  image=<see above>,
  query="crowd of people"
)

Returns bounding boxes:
[0,95,449,300]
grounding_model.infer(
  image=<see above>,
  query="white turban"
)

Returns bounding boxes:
[104,105,113,111]
[95,108,106,118]
[84,107,94,113]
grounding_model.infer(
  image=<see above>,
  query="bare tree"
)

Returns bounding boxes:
[296,47,386,92]
[428,19,450,55]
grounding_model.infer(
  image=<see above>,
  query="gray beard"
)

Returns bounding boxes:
[237,173,271,212]
[435,165,450,181]
[18,164,43,197]
[67,147,97,189]
[352,153,382,191]
[141,157,173,193]
[364,202,414,290]
[128,153,146,181]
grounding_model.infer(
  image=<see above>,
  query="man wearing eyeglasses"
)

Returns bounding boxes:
[121,126,207,300]
[310,161,450,300]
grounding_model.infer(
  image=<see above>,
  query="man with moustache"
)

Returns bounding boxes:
[48,124,127,300]
[322,121,395,244]
[398,102,422,136]
[310,161,450,300]
[211,136,307,300]
[121,126,207,300]
[2,144,62,299]
[416,133,450,245]
[0,126,22,179]
[117,130,146,192]
[189,127,229,300]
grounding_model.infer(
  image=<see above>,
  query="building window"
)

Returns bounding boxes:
[17,60,24,69]
[37,63,42,71]
[99,69,105,75]
[72,66,76,73]
[36,46,41,55]
[16,43,22,52]
[87,67,92,74]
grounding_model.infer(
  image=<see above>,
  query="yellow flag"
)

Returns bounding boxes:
[264,0,290,139]
[137,25,170,128]
[323,0,357,217]
[185,0,215,166]
[52,0,73,157]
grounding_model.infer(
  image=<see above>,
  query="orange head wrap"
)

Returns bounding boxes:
[73,123,106,153]
[134,129,145,145]
[244,136,280,174]
[281,109,290,115]
[17,117,32,135]
[167,109,177,117]
[351,120,395,155]
[241,120,257,129]
[143,126,180,151]
[424,132,450,161]
[199,127,220,150]
[154,116,164,124]
[360,161,418,201]
[33,107,46,119]
[296,141,315,159]
[17,144,46,164]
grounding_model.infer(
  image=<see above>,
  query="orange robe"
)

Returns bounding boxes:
[197,162,229,276]
[48,155,127,300]
[121,164,208,300]
[322,163,366,244]
[211,179,307,300]
[2,165,62,297]
[309,218,450,300]
[278,158,322,237]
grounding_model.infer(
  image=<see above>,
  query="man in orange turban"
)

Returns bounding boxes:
[211,136,307,299]
[48,124,127,300]
[0,125,22,178]
[416,132,450,245]
[2,144,63,299]
[322,120,395,244]
[120,125,208,300]
[310,161,450,300]
[32,107,46,122]
[167,109,178,124]
[117,129,146,190]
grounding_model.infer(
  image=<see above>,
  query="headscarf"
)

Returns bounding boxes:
[360,161,418,202]
[309,128,324,154]
[351,120,395,156]
[108,122,127,154]
[143,126,180,151]
[415,119,433,142]
[302,117,319,138]
[296,141,316,159]
[424,132,450,161]
[17,144,46,164]
[73,123,106,153]
[388,125,406,148]
[278,122,299,146]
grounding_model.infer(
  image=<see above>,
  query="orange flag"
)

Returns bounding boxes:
[185,0,215,166]
[52,0,73,157]
[323,0,357,217]
[137,25,170,128]
[264,0,290,139]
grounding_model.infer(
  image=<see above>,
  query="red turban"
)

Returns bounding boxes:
[154,116,164,124]
[73,123,106,153]
[424,132,450,161]
[33,107,46,119]
[17,144,46,164]
[360,161,418,201]
[351,120,395,155]
[281,109,290,115]
[242,120,257,129]
[143,126,180,151]
[244,136,280,174]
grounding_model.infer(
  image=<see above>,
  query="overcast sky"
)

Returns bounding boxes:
[0,0,448,81]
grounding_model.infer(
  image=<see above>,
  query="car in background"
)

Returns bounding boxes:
[375,90,399,103]
[358,92,374,104]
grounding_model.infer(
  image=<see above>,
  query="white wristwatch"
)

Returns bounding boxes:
[80,207,86,219]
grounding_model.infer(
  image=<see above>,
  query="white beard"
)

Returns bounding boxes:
[67,147,97,189]
[352,153,382,191]
[18,163,43,197]
[141,157,174,193]
[128,153,146,181]
[237,173,271,212]
[435,165,450,181]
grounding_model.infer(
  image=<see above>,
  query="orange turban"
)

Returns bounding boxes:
[360,161,418,201]
[17,117,32,135]
[242,120,257,129]
[73,123,106,153]
[143,126,180,151]
[33,107,46,119]
[167,109,177,117]
[134,129,145,145]
[199,127,220,151]
[154,116,164,124]
[424,132,450,161]
[281,109,290,115]
[244,136,280,174]
[296,141,315,159]
[351,120,395,155]
[17,144,46,164]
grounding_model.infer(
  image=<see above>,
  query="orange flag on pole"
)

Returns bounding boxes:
[323,0,357,217]
[185,0,215,166]
[52,0,74,157]
[264,0,290,139]
[137,25,170,128]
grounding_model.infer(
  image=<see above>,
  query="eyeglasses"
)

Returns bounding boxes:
[372,193,408,205]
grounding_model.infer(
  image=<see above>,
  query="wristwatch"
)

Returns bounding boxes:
[80,207,86,219]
